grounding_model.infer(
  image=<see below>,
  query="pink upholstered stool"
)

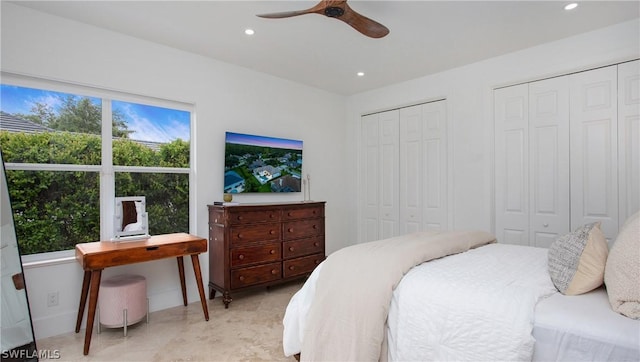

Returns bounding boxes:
[97,274,148,336]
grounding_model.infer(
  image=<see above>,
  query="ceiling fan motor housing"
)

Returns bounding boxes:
[325,7,345,17]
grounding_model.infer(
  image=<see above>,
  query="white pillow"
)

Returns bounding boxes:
[604,212,640,319]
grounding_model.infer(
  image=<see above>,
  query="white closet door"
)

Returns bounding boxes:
[421,101,447,231]
[399,100,448,235]
[618,60,640,225]
[570,65,618,240]
[361,113,381,242]
[529,76,570,247]
[362,110,399,242]
[495,84,529,245]
[399,105,423,235]
[379,110,400,239]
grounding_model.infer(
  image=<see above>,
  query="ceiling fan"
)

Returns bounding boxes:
[257,0,389,39]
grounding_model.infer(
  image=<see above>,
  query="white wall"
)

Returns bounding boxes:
[1,3,350,339]
[345,19,640,244]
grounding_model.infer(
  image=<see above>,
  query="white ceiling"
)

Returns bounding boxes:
[9,1,640,95]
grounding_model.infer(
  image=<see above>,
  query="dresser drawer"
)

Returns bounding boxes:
[228,209,280,225]
[230,223,281,246]
[282,205,324,220]
[283,253,324,278]
[283,218,324,240]
[230,262,281,289]
[230,242,281,268]
[283,236,324,259]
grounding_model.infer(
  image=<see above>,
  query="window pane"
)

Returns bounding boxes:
[5,170,100,255]
[112,101,190,167]
[0,84,102,165]
[115,172,189,235]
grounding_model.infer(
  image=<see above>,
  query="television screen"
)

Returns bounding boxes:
[224,132,303,193]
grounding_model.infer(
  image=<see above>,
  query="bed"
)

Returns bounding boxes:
[282,213,639,361]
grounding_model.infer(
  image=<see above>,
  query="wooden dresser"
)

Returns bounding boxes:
[207,201,325,308]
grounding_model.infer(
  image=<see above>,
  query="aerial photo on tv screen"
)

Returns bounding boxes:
[224,132,303,193]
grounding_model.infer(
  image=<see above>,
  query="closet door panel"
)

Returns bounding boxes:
[570,65,618,240]
[618,60,640,224]
[361,114,380,242]
[529,76,570,247]
[379,110,400,239]
[399,105,423,234]
[422,101,447,231]
[495,84,529,245]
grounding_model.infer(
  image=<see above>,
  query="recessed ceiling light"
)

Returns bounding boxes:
[357,72,365,77]
[564,3,578,10]
[244,28,255,35]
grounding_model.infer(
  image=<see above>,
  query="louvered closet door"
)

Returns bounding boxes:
[570,65,618,240]
[495,84,529,245]
[529,76,570,247]
[618,60,640,225]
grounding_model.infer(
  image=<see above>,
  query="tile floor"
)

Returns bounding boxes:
[36,281,303,361]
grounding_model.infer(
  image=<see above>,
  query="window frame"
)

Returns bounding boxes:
[1,72,196,264]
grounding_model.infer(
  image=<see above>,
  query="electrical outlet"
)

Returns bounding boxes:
[47,291,59,307]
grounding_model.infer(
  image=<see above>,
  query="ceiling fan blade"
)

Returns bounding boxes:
[256,9,314,19]
[339,3,389,38]
[257,1,327,19]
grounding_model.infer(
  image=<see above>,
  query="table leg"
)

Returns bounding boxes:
[191,254,209,321]
[83,270,102,355]
[177,256,188,306]
[75,270,91,333]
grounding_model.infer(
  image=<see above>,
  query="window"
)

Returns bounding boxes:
[0,75,192,256]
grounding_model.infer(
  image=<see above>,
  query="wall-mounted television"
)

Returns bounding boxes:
[224,132,303,193]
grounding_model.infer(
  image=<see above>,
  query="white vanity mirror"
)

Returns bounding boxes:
[112,196,149,240]
[1,152,38,360]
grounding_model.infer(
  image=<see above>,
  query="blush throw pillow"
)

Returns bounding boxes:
[548,222,608,295]
[604,211,640,319]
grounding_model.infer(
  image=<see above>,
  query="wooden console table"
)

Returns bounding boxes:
[74,233,209,355]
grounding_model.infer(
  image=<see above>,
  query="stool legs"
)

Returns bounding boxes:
[97,307,101,334]
[123,309,128,337]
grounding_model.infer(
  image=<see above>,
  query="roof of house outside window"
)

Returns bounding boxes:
[0,112,164,151]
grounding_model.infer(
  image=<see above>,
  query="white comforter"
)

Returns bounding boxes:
[284,243,557,361]
[388,243,556,361]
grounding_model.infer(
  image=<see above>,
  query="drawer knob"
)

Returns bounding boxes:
[271,269,278,275]
[270,249,275,254]
[214,219,218,223]
[315,260,321,264]
[289,247,294,252]
[270,230,275,235]
[289,266,295,271]
[239,276,245,281]
[238,254,244,260]
[270,214,275,218]
[288,212,293,216]
[314,242,319,247]
[313,210,316,214]
[313,224,317,229]
[288,228,293,233]
[237,216,243,220]
[237,233,243,239]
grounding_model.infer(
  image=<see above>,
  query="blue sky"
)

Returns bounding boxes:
[1,84,190,143]
[226,132,303,150]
